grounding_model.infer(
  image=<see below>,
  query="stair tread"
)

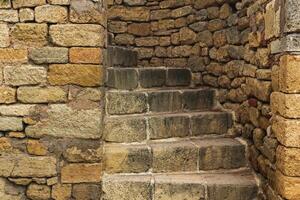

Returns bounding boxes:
[103,170,256,186]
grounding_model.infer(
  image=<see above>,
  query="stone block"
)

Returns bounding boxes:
[107,46,138,67]
[0,24,9,48]
[107,68,138,90]
[279,55,300,93]
[19,8,34,22]
[70,0,106,25]
[70,47,102,64]
[0,0,11,8]
[27,139,47,156]
[264,0,281,39]
[191,112,232,136]
[183,89,216,110]
[17,86,67,103]
[27,184,50,200]
[64,146,102,163]
[108,6,150,22]
[48,64,104,86]
[48,0,70,5]
[284,0,300,32]
[277,145,300,176]
[166,69,191,86]
[151,141,198,172]
[0,86,16,104]
[0,117,23,131]
[246,78,272,102]
[149,115,190,139]
[194,0,217,9]
[275,170,300,199]
[61,163,102,183]
[140,69,166,88]
[271,92,300,118]
[102,175,152,200]
[0,104,35,116]
[11,23,48,47]
[4,65,47,86]
[104,117,147,142]
[72,184,101,200]
[50,24,105,47]
[148,91,182,112]
[104,144,151,173]
[106,92,147,114]
[35,5,68,23]
[12,0,46,8]
[128,23,151,36]
[0,9,18,22]
[29,47,68,64]
[0,49,27,63]
[25,104,102,139]
[51,184,72,200]
[272,115,300,147]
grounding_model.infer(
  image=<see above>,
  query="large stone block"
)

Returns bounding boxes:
[0,117,23,131]
[70,0,106,25]
[35,5,68,23]
[0,104,35,116]
[272,115,300,147]
[107,68,138,90]
[148,91,182,112]
[48,64,104,86]
[70,47,102,64]
[72,184,101,200]
[61,163,102,183]
[104,144,151,173]
[106,92,147,114]
[271,92,300,118]
[11,23,48,47]
[264,0,281,39]
[0,49,27,63]
[29,47,68,64]
[246,78,272,102]
[284,0,300,32]
[104,117,147,142]
[0,24,9,48]
[277,145,300,176]
[50,24,105,47]
[4,65,47,86]
[279,55,300,93]
[17,86,67,103]
[25,104,102,139]
[140,69,166,88]
[275,170,300,199]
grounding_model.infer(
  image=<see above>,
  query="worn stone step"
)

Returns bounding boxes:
[103,138,246,173]
[102,170,258,200]
[106,88,217,115]
[104,111,232,143]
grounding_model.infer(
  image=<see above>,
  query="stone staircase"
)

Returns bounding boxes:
[101,46,258,200]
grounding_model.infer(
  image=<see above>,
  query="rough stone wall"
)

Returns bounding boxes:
[0,0,106,199]
[107,0,300,200]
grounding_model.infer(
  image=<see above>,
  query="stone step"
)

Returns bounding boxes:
[102,170,258,200]
[106,88,217,115]
[103,138,246,173]
[104,111,232,143]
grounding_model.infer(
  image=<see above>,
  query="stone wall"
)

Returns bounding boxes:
[107,0,300,199]
[0,0,106,199]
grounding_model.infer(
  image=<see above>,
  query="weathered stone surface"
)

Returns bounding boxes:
[0,117,23,131]
[104,144,151,173]
[104,117,147,142]
[279,55,300,93]
[51,184,71,200]
[140,69,166,88]
[277,146,300,176]
[107,46,138,67]
[149,115,190,139]
[0,49,27,63]
[102,175,152,200]
[70,0,106,25]
[284,0,300,32]
[0,24,9,48]
[108,6,150,22]
[27,184,50,200]
[246,78,272,102]
[195,0,217,9]
[48,0,70,5]
[48,64,104,86]
[275,170,300,199]
[0,9,18,22]
[149,91,182,112]
[151,141,198,172]
[183,89,216,110]
[19,8,34,22]
[0,86,16,104]
[35,5,68,23]
[50,24,105,47]
[11,23,48,47]
[64,146,102,163]
[107,68,138,90]
[0,104,35,116]
[0,154,56,177]
[73,184,101,200]
[0,178,23,200]
[271,92,300,118]
[12,0,46,8]
[25,104,102,139]
[27,140,48,156]
[128,23,151,36]
[70,48,102,64]
[61,163,102,183]
[106,92,147,114]
[17,86,67,103]
[273,115,300,147]
[4,65,47,86]
[29,47,68,64]
[68,87,102,101]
